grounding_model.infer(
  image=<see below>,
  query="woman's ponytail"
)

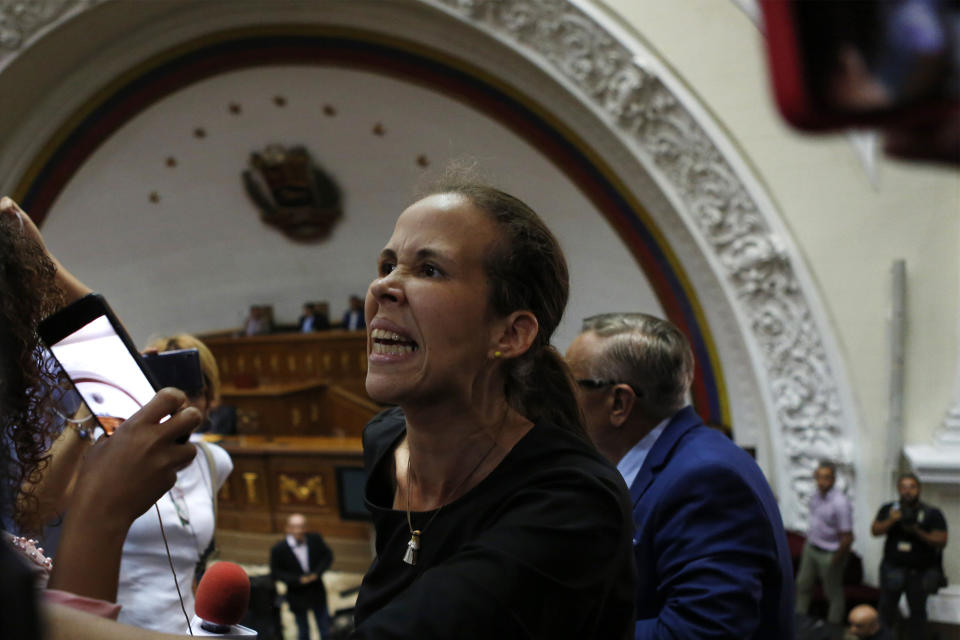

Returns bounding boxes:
[503,344,586,439]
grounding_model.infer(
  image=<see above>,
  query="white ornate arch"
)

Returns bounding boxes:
[0,0,864,530]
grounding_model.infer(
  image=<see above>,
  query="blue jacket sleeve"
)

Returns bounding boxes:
[634,463,780,640]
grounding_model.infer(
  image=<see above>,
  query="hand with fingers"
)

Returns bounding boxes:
[48,388,203,603]
[75,388,202,525]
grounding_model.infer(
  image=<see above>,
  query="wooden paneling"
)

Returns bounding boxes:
[220,382,380,438]
[269,456,337,516]
[198,333,379,542]
[202,332,379,437]
[218,454,273,532]
[203,330,367,392]
[221,381,328,436]
[212,436,369,542]
[325,386,382,438]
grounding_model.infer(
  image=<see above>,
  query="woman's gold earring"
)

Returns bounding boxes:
[493,351,502,358]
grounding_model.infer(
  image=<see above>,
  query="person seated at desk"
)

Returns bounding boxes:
[299,302,331,333]
[243,305,272,336]
[341,295,365,331]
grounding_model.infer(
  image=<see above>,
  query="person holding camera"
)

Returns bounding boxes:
[871,473,948,636]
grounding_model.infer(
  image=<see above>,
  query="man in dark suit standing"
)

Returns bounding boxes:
[270,513,334,640]
[566,313,794,640]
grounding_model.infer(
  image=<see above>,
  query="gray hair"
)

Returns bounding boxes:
[581,313,694,421]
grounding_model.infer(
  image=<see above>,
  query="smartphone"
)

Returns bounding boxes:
[38,293,177,438]
[142,349,204,398]
[760,0,960,131]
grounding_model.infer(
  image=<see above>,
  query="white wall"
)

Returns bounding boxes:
[40,65,663,349]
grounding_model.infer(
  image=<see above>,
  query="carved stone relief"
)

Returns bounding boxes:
[0,0,101,64]
[432,0,854,527]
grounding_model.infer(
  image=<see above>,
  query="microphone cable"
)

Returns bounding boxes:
[156,502,194,635]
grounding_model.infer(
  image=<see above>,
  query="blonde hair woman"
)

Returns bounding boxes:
[114,333,232,633]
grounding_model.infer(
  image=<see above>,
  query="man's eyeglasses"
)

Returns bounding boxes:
[575,379,642,397]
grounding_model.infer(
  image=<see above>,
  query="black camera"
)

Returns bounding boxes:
[899,504,919,526]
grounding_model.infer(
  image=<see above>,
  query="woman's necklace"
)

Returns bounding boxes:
[403,438,499,566]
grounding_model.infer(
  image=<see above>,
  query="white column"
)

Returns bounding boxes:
[904,230,960,484]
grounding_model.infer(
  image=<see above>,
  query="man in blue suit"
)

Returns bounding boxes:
[566,313,794,639]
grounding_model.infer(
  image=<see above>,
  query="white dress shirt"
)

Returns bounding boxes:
[616,414,673,488]
[286,535,310,573]
[116,437,232,633]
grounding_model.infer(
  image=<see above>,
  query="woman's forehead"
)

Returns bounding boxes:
[387,194,495,254]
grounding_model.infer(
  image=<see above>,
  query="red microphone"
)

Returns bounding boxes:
[192,562,255,636]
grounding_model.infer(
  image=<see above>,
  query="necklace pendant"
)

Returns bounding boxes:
[403,530,421,566]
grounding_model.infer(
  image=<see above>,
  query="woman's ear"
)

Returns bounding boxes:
[491,310,539,359]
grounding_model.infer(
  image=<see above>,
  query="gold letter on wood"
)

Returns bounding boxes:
[278,474,326,506]
[242,472,260,504]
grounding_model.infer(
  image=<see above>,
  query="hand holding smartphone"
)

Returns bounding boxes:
[38,293,192,441]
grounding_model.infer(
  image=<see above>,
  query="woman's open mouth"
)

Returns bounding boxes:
[371,328,420,355]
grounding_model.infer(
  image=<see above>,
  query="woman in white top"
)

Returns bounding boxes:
[116,335,234,633]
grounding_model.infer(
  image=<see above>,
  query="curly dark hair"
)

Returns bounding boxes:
[0,213,64,530]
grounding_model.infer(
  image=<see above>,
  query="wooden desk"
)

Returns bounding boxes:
[198,333,378,562]
[220,381,379,438]
[210,435,370,540]
[203,330,368,395]
[201,331,379,436]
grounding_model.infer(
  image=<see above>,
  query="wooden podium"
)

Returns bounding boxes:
[211,435,367,536]
[207,434,373,571]
[203,330,377,438]
[199,331,379,567]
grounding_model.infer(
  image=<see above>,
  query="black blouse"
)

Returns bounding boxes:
[352,407,635,639]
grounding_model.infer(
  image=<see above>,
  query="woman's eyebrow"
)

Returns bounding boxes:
[415,248,450,262]
[380,246,453,264]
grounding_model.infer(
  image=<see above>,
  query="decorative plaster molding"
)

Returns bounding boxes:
[938,404,960,446]
[904,382,960,485]
[906,216,960,485]
[904,444,960,484]
[0,0,102,68]
[432,0,855,527]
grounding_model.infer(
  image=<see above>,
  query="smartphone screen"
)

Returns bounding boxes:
[40,295,160,435]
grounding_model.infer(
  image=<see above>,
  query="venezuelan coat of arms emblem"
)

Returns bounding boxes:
[242,144,342,241]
